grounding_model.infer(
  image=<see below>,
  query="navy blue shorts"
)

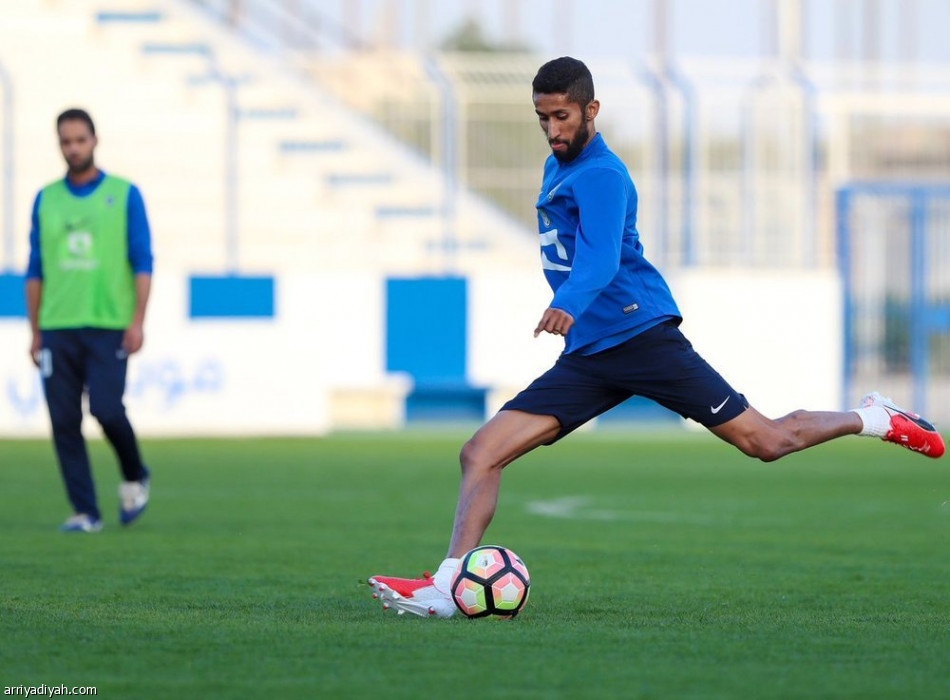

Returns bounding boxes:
[501,320,748,442]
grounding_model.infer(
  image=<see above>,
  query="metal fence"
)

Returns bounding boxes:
[839,184,950,424]
[311,53,950,271]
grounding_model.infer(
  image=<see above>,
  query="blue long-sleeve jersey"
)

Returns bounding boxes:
[537,133,680,354]
[25,170,153,280]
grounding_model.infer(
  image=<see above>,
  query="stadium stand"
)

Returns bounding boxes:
[0,0,536,278]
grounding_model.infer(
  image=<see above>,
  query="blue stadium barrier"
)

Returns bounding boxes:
[141,42,211,57]
[96,11,164,23]
[326,173,393,186]
[0,273,25,318]
[279,140,346,153]
[376,206,437,219]
[424,238,489,252]
[238,108,298,120]
[386,277,486,422]
[405,382,487,422]
[189,275,276,319]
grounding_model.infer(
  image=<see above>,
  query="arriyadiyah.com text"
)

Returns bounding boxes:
[5,686,97,697]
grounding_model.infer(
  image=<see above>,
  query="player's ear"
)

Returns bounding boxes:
[586,100,600,121]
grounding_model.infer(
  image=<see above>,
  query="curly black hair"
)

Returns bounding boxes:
[531,57,594,107]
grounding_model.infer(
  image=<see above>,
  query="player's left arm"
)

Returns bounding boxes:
[123,185,154,354]
[537,168,626,336]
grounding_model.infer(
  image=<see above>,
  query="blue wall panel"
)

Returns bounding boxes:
[386,277,467,382]
[189,275,275,319]
[0,273,26,318]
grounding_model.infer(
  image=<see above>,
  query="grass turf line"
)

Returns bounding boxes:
[1,435,948,698]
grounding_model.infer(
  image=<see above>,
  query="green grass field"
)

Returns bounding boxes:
[1,432,948,699]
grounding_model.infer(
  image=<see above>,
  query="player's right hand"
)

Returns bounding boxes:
[534,307,575,338]
[29,334,41,367]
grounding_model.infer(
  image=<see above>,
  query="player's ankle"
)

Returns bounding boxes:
[433,557,460,594]
[852,405,889,437]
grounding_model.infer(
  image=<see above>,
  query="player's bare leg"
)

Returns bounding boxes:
[710,406,861,462]
[367,410,559,617]
[448,410,561,558]
[711,392,944,461]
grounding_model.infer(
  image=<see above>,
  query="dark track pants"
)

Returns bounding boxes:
[41,328,148,521]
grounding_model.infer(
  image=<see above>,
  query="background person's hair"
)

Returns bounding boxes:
[56,108,96,135]
[531,57,595,107]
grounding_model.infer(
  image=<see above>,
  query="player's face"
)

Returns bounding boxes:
[533,92,599,163]
[58,120,97,175]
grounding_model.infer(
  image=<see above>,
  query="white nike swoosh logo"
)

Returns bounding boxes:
[710,396,730,414]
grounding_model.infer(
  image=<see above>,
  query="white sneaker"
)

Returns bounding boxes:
[367,572,457,618]
[119,478,150,525]
[60,514,103,533]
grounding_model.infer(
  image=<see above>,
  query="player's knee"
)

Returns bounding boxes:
[49,411,81,435]
[459,438,482,472]
[459,436,500,474]
[88,400,125,428]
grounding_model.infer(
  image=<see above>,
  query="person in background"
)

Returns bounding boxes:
[26,108,153,533]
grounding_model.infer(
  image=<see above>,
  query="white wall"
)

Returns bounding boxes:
[669,268,844,417]
[468,272,564,412]
[0,267,842,437]
[0,272,330,437]
[468,267,844,422]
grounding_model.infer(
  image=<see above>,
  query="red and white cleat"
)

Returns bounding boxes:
[367,572,456,618]
[861,392,945,458]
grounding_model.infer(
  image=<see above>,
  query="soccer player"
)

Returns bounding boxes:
[367,57,945,617]
[26,108,153,533]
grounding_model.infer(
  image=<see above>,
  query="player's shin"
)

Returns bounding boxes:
[447,464,503,559]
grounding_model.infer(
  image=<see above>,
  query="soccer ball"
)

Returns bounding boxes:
[451,545,530,618]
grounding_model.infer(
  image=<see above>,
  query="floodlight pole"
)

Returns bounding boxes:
[642,65,669,269]
[646,0,671,268]
[220,66,239,275]
[651,0,696,267]
[663,67,697,267]
[142,43,240,274]
[425,56,459,275]
[0,58,14,272]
